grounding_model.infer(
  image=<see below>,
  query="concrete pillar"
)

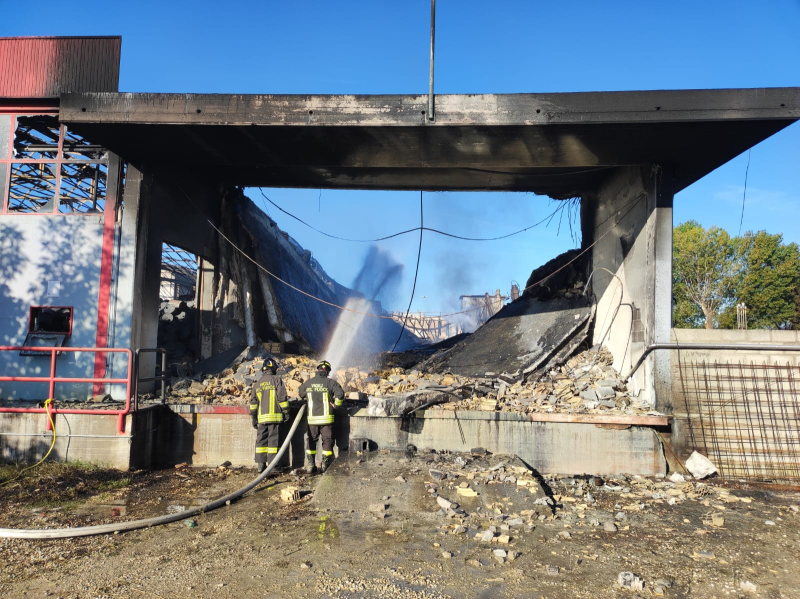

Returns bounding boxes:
[197,258,215,359]
[127,168,161,391]
[588,165,674,409]
[647,165,674,412]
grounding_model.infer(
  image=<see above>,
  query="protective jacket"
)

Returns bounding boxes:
[298,375,344,426]
[250,373,289,424]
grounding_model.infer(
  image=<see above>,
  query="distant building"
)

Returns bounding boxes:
[460,289,507,327]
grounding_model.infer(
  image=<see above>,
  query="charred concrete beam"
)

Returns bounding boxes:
[60,89,799,195]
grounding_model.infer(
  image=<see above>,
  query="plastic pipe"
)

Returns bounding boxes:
[0,406,306,540]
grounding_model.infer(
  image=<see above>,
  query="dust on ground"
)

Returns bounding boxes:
[1,452,799,599]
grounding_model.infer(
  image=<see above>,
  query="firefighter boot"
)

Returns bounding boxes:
[305,455,318,475]
[321,453,334,473]
[256,462,266,474]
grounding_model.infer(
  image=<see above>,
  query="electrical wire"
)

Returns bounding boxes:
[178,185,644,326]
[391,191,424,352]
[258,187,573,243]
[738,149,751,237]
[0,399,56,487]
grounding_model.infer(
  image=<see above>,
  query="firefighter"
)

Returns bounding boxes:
[250,359,289,474]
[298,360,345,474]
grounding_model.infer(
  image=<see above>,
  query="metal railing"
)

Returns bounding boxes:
[0,346,133,434]
[134,348,167,409]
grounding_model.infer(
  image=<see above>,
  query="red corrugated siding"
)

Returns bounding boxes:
[0,37,121,98]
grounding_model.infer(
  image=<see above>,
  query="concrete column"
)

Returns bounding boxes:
[127,168,162,391]
[197,258,215,359]
[646,164,674,412]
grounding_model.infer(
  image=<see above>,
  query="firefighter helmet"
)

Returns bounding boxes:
[317,360,332,375]
[261,359,277,374]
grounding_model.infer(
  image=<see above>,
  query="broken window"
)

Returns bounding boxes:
[13,115,59,160]
[58,162,107,213]
[20,306,73,357]
[8,162,57,213]
[1,113,110,215]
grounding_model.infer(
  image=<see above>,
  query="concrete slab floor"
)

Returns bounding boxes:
[1,451,799,598]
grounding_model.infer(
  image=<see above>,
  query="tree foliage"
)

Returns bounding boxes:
[673,221,800,330]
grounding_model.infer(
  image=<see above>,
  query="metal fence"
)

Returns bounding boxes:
[676,359,800,484]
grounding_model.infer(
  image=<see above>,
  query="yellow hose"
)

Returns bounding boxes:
[0,398,56,488]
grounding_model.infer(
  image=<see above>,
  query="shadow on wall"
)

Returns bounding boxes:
[0,216,132,401]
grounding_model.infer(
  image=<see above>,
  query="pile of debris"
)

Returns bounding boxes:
[154,344,658,418]
[335,346,658,417]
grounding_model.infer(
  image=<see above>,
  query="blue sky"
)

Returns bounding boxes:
[4,0,798,313]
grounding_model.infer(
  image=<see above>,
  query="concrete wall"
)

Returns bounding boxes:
[586,165,673,409]
[0,411,136,468]
[138,406,666,476]
[0,214,106,399]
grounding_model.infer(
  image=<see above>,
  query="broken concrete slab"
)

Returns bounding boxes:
[420,295,594,380]
[366,389,454,417]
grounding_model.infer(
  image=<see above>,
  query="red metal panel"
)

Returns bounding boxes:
[0,37,121,98]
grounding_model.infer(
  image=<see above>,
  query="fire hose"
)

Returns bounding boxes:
[0,405,306,540]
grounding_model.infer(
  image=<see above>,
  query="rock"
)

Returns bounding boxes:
[480,530,495,543]
[765,520,776,526]
[470,447,488,456]
[668,472,686,483]
[580,389,597,401]
[603,521,618,533]
[546,565,560,576]
[739,581,757,594]
[596,386,616,400]
[685,451,717,479]
[394,476,407,483]
[441,551,453,559]
[617,572,644,591]
[429,469,445,481]
[497,535,511,544]
[370,503,389,512]
[692,550,715,560]
[457,487,478,497]
[436,496,457,510]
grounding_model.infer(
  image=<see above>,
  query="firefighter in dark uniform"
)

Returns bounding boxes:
[298,360,345,474]
[250,359,289,473]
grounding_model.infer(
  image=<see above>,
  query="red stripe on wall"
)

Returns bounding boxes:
[92,183,117,395]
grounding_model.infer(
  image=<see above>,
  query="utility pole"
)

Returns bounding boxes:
[428,0,436,121]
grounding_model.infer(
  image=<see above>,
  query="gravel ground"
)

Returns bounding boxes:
[1,453,799,599]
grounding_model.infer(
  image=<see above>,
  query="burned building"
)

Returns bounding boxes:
[1,36,799,480]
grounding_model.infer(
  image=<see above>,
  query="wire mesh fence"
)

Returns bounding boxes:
[676,359,800,484]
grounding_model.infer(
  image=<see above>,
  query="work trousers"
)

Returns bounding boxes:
[306,424,334,461]
[255,423,281,464]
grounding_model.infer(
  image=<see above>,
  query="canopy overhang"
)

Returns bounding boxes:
[60,88,800,197]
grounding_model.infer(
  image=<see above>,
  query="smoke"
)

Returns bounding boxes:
[351,246,403,304]
[433,251,485,334]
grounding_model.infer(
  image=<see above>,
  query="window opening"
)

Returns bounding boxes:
[13,115,59,160]
[58,162,107,213]
[8,162,57,213]
[1,114,111,215]
[161,243,198,300]
[20,306,73,357]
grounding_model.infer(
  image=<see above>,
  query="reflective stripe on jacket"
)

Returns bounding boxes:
[251,374,289,424]
[298,375,345,426]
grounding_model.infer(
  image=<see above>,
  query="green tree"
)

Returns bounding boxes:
[719,231,800,329]
[672,220,738,329]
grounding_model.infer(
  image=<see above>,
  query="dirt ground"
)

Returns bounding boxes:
[1,452,799,599]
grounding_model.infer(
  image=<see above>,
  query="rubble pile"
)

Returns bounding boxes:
[157,351,321,405]
[338,345,659,417]
[155,344,661,418]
